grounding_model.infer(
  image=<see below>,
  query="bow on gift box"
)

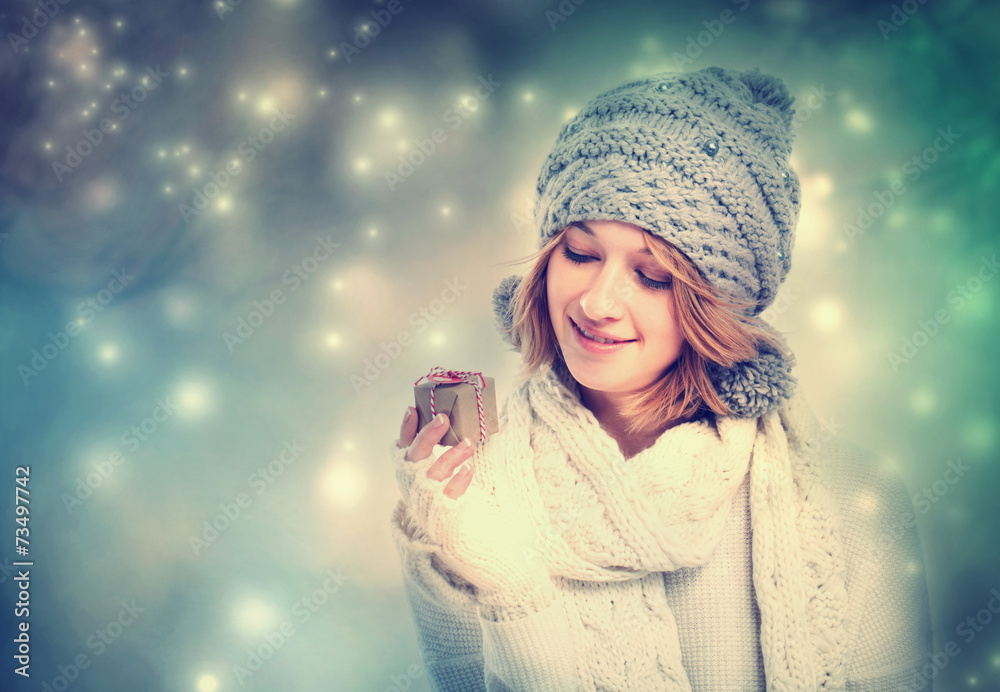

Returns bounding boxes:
[413,367,494,445]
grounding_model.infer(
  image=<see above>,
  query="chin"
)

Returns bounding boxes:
[562,354,631,393]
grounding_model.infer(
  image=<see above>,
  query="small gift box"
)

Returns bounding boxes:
[413,367,499,447]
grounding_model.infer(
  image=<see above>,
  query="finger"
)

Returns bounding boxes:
[426,437,473,482]
[397,406,417,449]
[404,412,451,462]
[443,463,473,500]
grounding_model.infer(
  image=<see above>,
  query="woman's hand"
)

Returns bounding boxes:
[397,406,473,499]
[393,405,554,611]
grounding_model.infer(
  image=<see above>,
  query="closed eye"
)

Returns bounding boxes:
[561,247,672,291]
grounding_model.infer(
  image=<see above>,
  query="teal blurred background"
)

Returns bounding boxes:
[1,0,998,690]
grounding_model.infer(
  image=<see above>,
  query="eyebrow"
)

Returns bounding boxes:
[569,221,653,256]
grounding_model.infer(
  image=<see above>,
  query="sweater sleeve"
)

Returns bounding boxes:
[824,438,935,691]
[390,438,580,691]
[390,498,489,691]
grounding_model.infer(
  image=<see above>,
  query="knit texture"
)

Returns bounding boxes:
[535,66,798,313]
[491,66,806,419]
[389,364,933,691]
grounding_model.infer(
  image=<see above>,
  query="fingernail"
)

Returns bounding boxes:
[459,437,471,449]
[403,407,412,422]
[433,413,446,427]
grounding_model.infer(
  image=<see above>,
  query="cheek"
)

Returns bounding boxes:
[640,297,683,344]
[545,261,565,308]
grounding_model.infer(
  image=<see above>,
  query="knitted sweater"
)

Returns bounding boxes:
[389,366,934,691]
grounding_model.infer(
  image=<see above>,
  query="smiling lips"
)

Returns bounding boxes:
[570,318,635,353]
[570,319,635,344]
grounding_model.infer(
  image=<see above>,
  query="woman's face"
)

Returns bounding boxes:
[546,219,685,397]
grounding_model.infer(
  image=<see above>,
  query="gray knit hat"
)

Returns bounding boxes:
[492,65,801,418]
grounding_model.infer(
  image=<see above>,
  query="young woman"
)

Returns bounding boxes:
[390,66,933,691]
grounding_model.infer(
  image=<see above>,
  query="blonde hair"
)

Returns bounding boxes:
[499,225,793,436]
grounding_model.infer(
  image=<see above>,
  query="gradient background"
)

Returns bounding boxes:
[1,0,998,690]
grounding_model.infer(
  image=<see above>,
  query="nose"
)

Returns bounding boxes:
[579,265,632,321]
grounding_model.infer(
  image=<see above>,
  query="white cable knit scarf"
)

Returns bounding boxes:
[501,363,850,691]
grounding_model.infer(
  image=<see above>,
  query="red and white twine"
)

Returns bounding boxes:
[414,367,488,444]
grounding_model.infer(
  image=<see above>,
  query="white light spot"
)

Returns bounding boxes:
[174,378,213,418]
[378,109,398,128]
[196,674,219,692]
[909,387,935,416]
[98,343,120,364]
[321,462,369,509]
[810,173,833,198]
[811,299,843,332]
[232,598,276,634]
[845,109,873,133]
[256,95,276,115]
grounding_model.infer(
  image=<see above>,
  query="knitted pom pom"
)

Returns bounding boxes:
[707,337,798,418]
[738,67,794,114]
[492,274,523,349]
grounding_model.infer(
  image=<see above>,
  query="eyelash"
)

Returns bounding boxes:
[560,247,673,291]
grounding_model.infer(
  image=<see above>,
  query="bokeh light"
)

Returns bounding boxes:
[2,2,997,690]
